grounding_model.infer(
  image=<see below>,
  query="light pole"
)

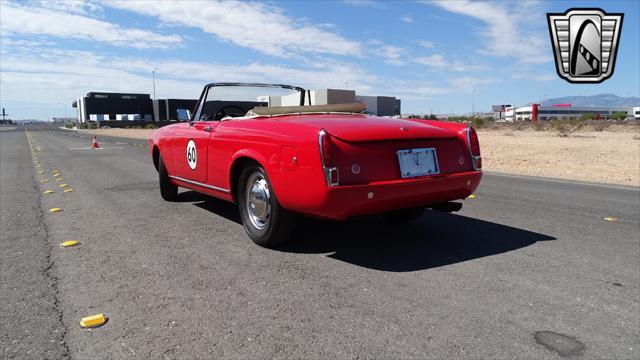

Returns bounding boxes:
[152,69,157,99]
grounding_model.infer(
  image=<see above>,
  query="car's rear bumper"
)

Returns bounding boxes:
[295,171,482,220]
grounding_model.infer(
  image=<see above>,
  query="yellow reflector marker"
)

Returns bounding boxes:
[35,165,42,168]
[60,240,79,247]
[467,194,477,199]
[64,188,75,193]
[40,179,49,183]
[603,216,619,222]
[37,171,45,174]
[59,184,69,188]
[43,190,55,194]
[55,178,64,182]
[49,208,63,213]
[80,314,107,328]
[53,173,61,177]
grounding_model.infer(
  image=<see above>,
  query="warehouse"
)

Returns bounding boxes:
[72,88,402,124]
[73,92,154,123]
[73,92,199,124]
[272,89,401,116]
[152,99,198,121]
[504,104,637,121]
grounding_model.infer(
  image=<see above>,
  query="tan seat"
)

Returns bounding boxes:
[249,102,366,116]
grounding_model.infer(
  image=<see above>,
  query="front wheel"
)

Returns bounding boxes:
[237,165,295,247]
[158,154,178,201]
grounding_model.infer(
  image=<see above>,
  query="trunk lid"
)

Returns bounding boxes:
[278,114,457,142]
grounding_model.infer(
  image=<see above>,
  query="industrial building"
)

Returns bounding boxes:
[73,92,154,122]
[72,88,401,124]
[503,104,638,121]
[73,92,198,124]
[269,89,401,117]
[152,99,198,121]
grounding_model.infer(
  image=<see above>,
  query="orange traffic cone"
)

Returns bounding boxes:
[92,135,100,149]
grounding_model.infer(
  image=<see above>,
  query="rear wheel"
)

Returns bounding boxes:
[237,165,295,247]
[158,154,178,201]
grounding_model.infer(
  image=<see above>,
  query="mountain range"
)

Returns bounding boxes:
[536,94,639,107]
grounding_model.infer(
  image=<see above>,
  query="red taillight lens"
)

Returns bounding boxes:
[321,131,334,167]
[467,127,482,170]
[319,129,339,186]
[469,127,480,156]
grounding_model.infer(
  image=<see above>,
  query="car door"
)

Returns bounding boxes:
[171,122,215,183]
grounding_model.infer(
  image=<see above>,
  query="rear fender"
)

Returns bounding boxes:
[229,149,275,201]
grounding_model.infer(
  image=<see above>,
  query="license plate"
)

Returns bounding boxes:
[397,148,439,178]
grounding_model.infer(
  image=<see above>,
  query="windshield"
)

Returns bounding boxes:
[193,83,306,121]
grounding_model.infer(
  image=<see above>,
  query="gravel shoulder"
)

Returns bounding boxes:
[80,128,155,140]
[478,126,640,186]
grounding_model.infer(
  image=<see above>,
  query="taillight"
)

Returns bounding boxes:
[321,130,334,167]
[467,127,482,170]
[318,129,339,186]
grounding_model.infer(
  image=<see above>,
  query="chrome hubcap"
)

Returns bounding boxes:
[245,173,271,230]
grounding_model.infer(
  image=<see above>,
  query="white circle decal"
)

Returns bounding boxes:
[186,139,197,170]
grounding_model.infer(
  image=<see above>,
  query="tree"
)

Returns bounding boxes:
[610,111,628,120]
[580,113,596,121]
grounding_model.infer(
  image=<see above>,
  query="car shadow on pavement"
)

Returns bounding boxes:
[178,190,243,224]
[280,211,556,272]
[178,191,556,272]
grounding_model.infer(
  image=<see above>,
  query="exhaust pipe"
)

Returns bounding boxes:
[430,202,463,213]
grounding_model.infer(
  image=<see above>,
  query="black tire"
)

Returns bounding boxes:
[237,165,296,247]
[158,154,178,202]
[382,206,425,224]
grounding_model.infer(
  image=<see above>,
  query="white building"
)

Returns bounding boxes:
[504,104,636,121]
[264,89,401,116]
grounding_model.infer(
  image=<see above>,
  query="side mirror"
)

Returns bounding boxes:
[176,108,191,122]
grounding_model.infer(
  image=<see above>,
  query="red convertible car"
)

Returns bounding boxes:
[149,83,482,247]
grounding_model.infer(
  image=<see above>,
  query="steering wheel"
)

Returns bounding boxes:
[207,105,247,121]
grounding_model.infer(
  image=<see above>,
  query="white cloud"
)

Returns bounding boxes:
[378,45,407,65]
[428,0,548,64]
[414,54,447,68]
[414,54,487,72]
[532,74,555,82]
[105,1,362,57]
[0,46,377,111]
[401,15,414,23]
[511,72,555,82]
[417,40,435,49]
[448,77,499,91]
[36,0,101,15]
[342,0,386,9]
[0,3,182,49]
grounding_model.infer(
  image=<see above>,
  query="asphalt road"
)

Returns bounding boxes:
[1,126,639,359]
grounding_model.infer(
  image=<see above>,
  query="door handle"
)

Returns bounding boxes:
[203,126,213,132]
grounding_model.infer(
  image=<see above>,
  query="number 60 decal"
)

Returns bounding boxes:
[186,139,197,170]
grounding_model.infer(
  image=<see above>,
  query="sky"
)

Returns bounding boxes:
[0,0,638,119]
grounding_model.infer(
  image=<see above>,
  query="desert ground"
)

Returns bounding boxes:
[478,125,640,186]
[79,124,640,187]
